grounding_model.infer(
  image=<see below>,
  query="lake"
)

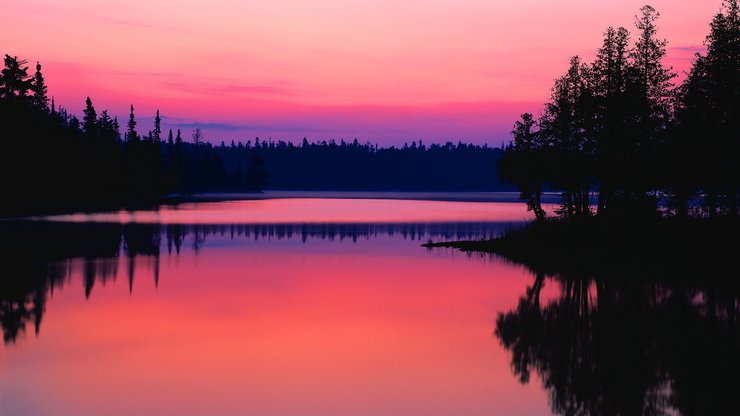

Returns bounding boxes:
[1,197,736,415]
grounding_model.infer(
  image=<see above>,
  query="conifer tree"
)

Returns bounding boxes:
[30,62,49,111]
[591,27,631,214]
[192,128,203,145]
[629,5,675,139]
[153,110,162,142]
[0,55,31,98]
[82,97,97,135]
[127,104,138,142]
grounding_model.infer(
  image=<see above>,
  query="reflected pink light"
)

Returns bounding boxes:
[38,198,542,224]
[3,237,551,415]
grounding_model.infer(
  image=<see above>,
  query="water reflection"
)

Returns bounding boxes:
[495,264,739,415]
[6,214,736,415]
[0,220,512,344]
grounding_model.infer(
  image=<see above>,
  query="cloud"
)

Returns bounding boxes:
[229,85,293,95]
[157,80,294,97]
[670,45,706,56]
[668,45,707,72]
[93,15,156,29]
[167,121,244,131]
[89,12,186,33]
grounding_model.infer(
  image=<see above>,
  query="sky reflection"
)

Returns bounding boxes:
[1,210,553,416]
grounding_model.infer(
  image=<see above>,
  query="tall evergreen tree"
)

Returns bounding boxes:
[152,110,162,142]
[82,97,97,136]
[629,5,675,142]
[126,104,138,142]
[591,27,631,214]
[613,5,675,215]
[29,62,49,111]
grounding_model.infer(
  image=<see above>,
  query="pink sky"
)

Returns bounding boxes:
[0,0,724,145]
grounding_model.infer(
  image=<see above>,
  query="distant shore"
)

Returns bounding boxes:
[163,190,563,204]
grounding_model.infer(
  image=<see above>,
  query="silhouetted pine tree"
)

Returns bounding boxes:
[622,5,675,215]
[591,27,631,215]
[82,97,97,136]
[152,110,162,142]
[0,55,31,99]
[126,104,138,142]
[29,62,48,112]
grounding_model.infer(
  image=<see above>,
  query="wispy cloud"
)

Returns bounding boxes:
[157,79,295,97]
[168,121,244,131]
[671,44,706,55]
[93,14,156,29]
[669,45,707,53]
[91,13,187,33]
[51,62,179,79]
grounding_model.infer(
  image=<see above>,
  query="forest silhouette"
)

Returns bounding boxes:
[1,3,737,219]
[499,2,740,220]
[422,1,740,279]
[428,4,740,411]
[0,57,505,216]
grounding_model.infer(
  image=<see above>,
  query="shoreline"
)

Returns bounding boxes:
[422,216,740,280]
[162,190,562,204]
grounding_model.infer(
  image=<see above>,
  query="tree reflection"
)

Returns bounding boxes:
[495,264,739,415]
[0,220,506,344]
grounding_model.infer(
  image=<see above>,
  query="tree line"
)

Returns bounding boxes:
[213,138,504,191]
[499,1,740,220]
[0,60,269,215]
[0,56,507,215]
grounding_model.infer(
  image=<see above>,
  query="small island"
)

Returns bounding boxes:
[426,2,740,279]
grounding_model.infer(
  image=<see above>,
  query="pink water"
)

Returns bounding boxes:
[2,198,555,415]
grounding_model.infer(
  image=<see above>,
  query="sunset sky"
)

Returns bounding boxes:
[0,0,724,145]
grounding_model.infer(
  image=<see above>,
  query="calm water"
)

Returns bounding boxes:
[1,198,737,415]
